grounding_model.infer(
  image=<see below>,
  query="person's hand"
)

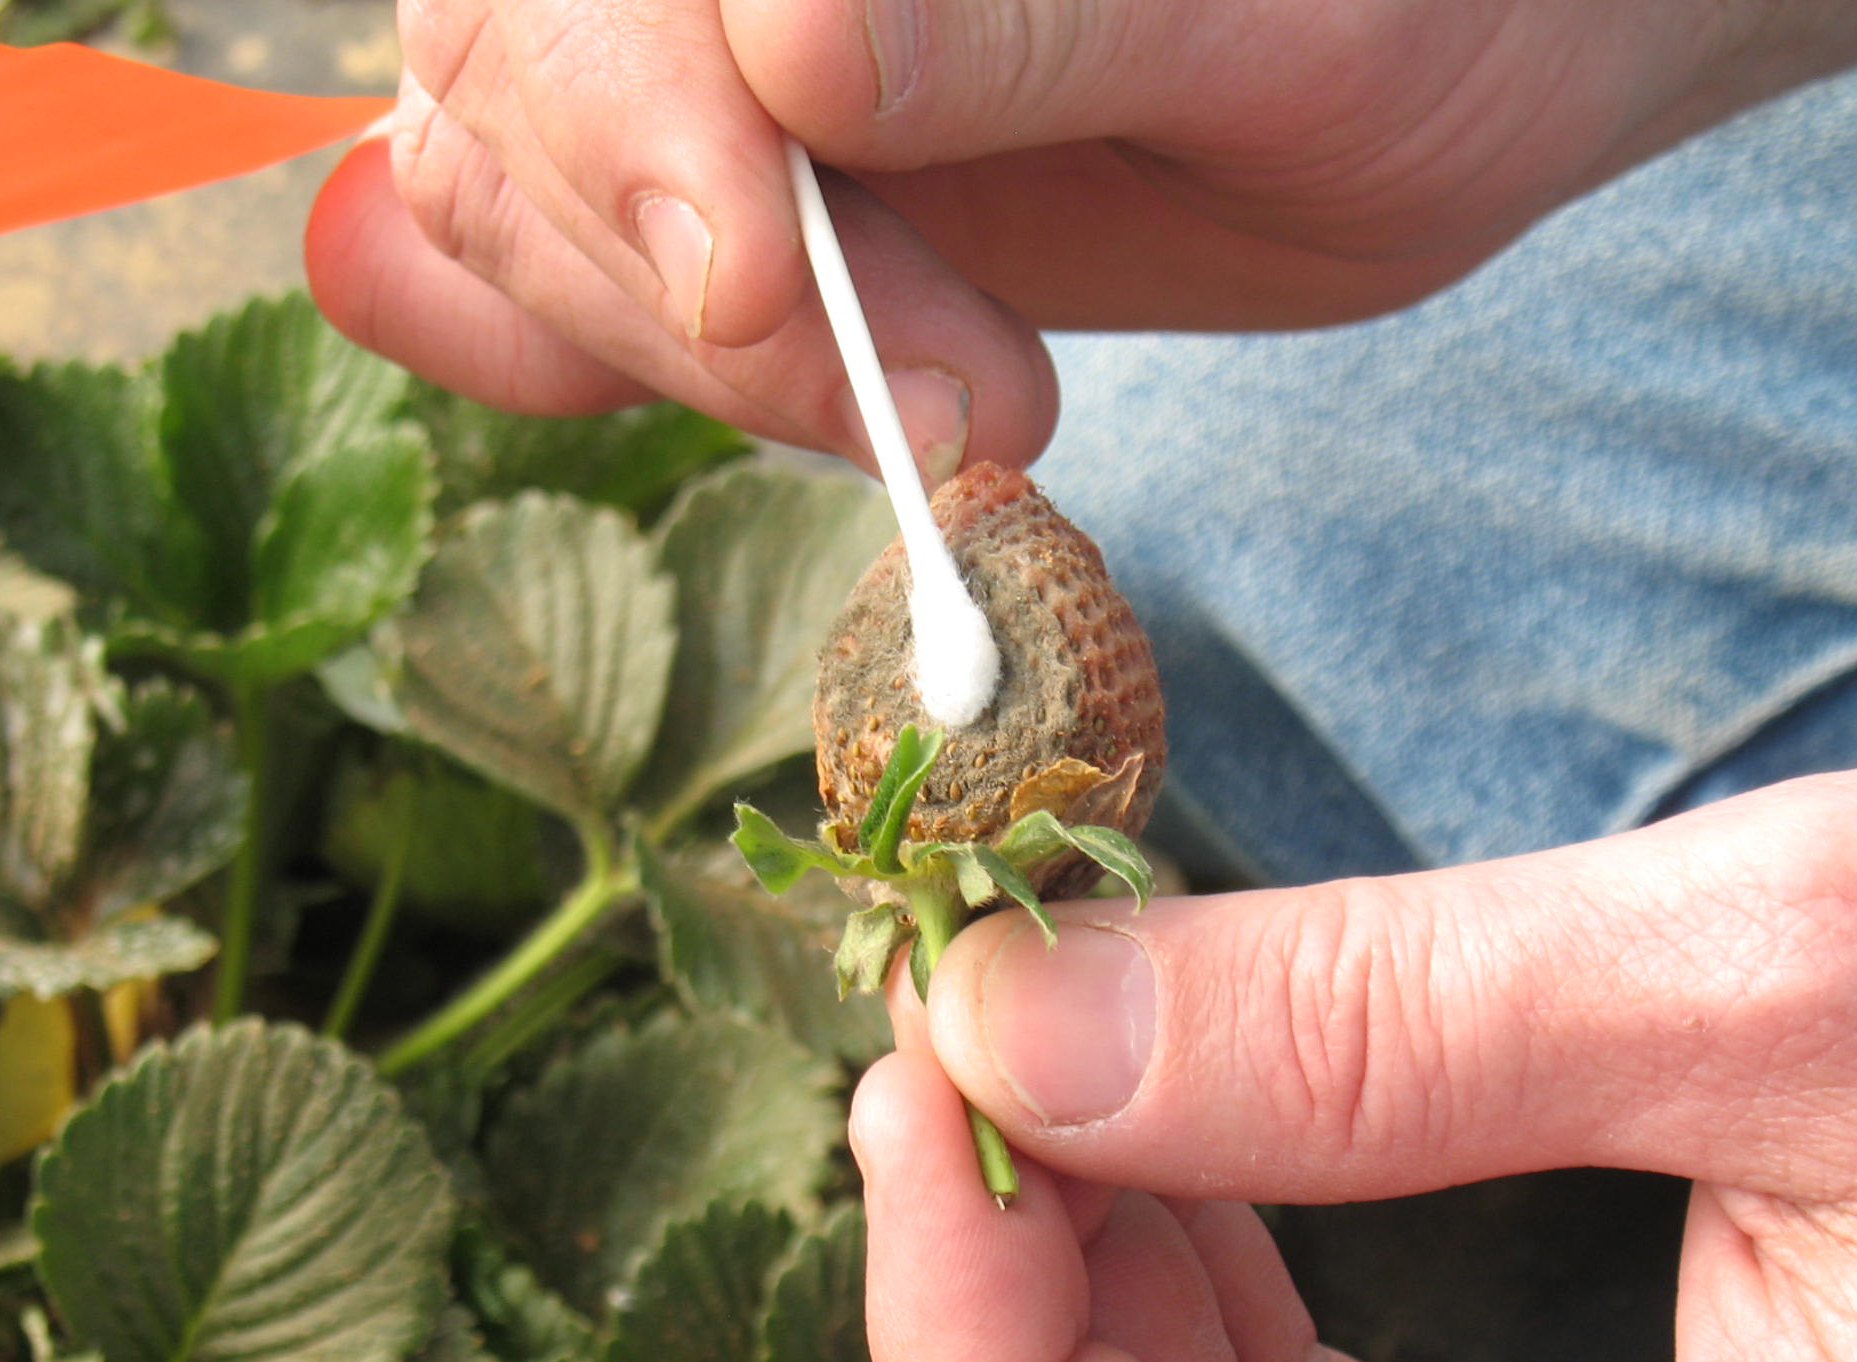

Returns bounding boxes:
[304,0,1857,475]
[859,772,1857,1358]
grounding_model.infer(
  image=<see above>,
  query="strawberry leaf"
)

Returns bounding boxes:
[643,839,890,1060]
[0,360,204,624]
[761,1204,869,1362]
[991,808,1070,868]
[730,804,848,895]
[377,493,677,834]
[913,842,995,911]
[81,679,246,925]
[31,1019,456,1362]
[0,608,103,915]
[405,1304,496,1362]
[833,904,911,999]
[968,844,1058,946]
[995,810,1155,910]
[606,1201,796,1362]
[634,467,894,834]
[1062,824,1155,909]
[857,724,943,874]
[408,382,748,524]
[482,1012,838,1318]
[0,295,436,688]
[0,915,216,1001]
[448,1220,597,1362]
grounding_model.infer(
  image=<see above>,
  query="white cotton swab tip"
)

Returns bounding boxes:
[784,136,1000,728]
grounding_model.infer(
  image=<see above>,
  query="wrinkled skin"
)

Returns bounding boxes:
[301,2,1857,1355]
[307,0,1857,479]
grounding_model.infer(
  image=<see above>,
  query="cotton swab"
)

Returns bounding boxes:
[784,136,1000,728]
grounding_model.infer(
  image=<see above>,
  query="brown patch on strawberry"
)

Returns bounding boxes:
[813,462,1165,898]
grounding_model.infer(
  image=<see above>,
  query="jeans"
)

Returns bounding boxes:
[1033,67,1857,890]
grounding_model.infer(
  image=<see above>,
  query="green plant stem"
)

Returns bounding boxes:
[213,681,269,1023]
[461,945,622,1076]
[376,829,633,1076]
[322,775,418,1040]
[906,879,1020,1209]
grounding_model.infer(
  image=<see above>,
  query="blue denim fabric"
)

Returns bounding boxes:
[1032,69,1857,888]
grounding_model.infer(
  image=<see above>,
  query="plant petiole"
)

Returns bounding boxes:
[321,771,418,1040]
[212,680,270,1023]
[905,877,1020,1209]
[375,824,636,1076]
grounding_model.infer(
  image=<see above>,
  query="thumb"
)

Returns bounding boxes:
[926,773,1857,1205]
[727,0,1260,158]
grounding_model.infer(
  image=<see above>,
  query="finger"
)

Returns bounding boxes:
[305,135,651,414]
[853,1050,1094,1362]
[399,0,801,348]
[725,0,1274,157]
[310,108,1057,473]
[1673,1184,1857,1355]
[1080,1192,1243,1362]
[1164,1201,1322,1362]
[925,773,1857,1204]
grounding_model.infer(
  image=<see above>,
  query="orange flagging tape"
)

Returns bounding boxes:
[0,42,392,234]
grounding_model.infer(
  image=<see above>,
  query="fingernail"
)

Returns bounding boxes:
[888,367,970,488]
[865,0,921,115]
[633,194,713,340]
[980,923,1155,1126]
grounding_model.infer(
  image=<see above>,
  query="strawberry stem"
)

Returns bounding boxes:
[906,879,1020,1209]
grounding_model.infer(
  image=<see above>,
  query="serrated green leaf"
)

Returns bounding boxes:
[0,612,104,913]
[858,725,943,874]
[0,359,208,627]
[833,904,912,1001]
[0,296,436,687]
[406,1304,497,1362]
[158,294,414,616]
[30,1019,456,1362]
[925,843,997,911]
[762,1204,870,1362]
[642,840,890,1061]
[0,914,216,1001]
[967,844,1057,946]
[634,466,894,831]
[410,383,749,524]
[728,804,845,895]
[449,1221,598,1362]
[606,1202,795,1362]
[483,1013,839,1318]
[990,808,1070,869]
[382,492,678,831]
[994,812,1155,910]
[137,293,436,682]
[1062,825,1155,909]
[81,680,246,924]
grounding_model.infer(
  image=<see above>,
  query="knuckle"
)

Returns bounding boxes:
[398,0,493,107]
[1221,879,1451,1163]
[391,108,524,275]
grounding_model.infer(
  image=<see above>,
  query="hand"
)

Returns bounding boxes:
[861,773,1857,1358]
[304,0,1857,474]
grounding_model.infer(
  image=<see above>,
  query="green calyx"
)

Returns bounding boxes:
[730,724,1155,1002]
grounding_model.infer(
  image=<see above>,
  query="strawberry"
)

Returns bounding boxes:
[811,462,1165,900]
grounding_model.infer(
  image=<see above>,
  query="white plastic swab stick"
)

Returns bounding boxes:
[784,135,1000,727]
